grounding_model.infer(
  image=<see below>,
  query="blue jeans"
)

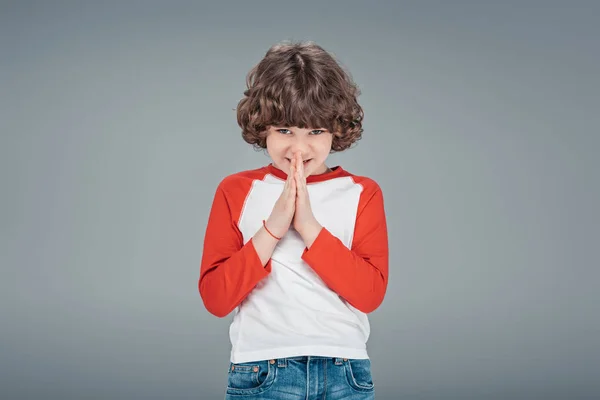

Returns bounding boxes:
[224,356,375,399]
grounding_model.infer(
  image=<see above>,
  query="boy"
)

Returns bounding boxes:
[199,41,389,399]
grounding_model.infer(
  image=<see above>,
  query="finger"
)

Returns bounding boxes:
[295,169,304,197]
[292,151,300,171]
[299,164,305,186]
[284,170,290,189]
[289,177,297,202]
[286,165,295,187]
[295,152,301,170]
[289,168,297,196]
[282,178,289,196]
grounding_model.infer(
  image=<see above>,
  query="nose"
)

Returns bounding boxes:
[289,135,309,156]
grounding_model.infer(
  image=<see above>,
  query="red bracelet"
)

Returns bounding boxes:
[263,220,281,240]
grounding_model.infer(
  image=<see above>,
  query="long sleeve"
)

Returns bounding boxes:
[198,182,271,318]
[301,181,389,314]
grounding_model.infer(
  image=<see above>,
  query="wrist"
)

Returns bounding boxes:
[264,219,289,240]
[297,219,322,248]
[262,219,283,240]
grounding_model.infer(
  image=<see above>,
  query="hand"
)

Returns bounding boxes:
[264,161,296,239]
[292,151,322,246]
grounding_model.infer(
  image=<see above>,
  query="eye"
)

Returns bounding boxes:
[309,130,325,135]
[277,129,291,135]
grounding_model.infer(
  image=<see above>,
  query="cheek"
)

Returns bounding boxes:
[315,137,333,157]
[268,147,286,159]
[266,137,285,158]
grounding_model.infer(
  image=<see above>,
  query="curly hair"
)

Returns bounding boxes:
[236,41,364,152]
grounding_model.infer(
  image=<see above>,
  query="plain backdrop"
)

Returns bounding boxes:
[1,1,599,399]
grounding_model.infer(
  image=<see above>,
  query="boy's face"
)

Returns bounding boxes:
[265,126,333,176]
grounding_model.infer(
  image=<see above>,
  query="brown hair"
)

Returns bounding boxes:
[236,41,364,152]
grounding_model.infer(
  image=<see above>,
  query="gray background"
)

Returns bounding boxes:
[1,1,599,399]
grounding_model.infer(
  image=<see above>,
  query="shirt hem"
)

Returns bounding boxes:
[230,345,369,363]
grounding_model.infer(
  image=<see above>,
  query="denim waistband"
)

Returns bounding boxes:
[283,356,345,361]
[269,356,353,367]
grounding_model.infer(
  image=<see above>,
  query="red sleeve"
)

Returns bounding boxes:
[301,179,388,314]
[198,177,271,318]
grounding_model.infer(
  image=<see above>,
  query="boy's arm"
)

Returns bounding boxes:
[198,183,275,318]
[300,183,389,314]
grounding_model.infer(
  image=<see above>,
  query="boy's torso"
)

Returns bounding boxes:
[220,165,375,363]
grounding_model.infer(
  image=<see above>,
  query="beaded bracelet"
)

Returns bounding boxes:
[262,220,281,240]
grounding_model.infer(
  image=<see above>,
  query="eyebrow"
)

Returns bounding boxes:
[273,127,329,131]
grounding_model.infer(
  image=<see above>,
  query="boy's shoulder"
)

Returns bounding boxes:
[215,166,271,192]
[339,167,383,194]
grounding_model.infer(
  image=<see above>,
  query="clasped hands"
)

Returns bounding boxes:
[264,151,323,247]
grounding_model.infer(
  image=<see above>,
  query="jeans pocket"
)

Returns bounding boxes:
[226,360,276,396]
[344,358,375,392]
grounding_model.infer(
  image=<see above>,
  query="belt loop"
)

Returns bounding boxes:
[277,358,287,368]
[334,357,344,365]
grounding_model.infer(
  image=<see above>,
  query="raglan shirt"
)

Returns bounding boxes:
[198,164,389,363]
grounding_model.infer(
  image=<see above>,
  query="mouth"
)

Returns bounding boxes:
[286,158,312,165]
